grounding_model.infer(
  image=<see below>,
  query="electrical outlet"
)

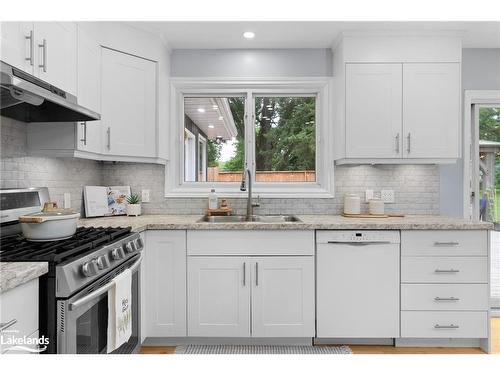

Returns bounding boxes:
[141,189,150,203]
[365,189,374,202]
[381,190,395,203]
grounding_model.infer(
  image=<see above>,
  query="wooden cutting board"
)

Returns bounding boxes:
[342,213,405,218]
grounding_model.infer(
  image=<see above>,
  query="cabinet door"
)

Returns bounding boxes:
[317,243,400,338]
[101,48,156,158]
[251,257,314,337]
[34,22,77,95]
[188,257,250,337]
[145,231,186,337]
[403,63,460,158]
[76,25,102,154]
[0,22,34,74]
[346,63,402,158]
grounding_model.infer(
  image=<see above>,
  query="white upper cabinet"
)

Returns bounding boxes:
[346,64,403,158]
[33,22,77,95]
[101,47,157,158]
[76,25,102,154]
[0,22,34,74]
[402,63,460,159]
[1,22,77,95]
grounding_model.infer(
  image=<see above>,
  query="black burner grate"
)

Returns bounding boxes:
[0,226,132,264]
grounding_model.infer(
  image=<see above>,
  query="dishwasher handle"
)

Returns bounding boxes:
[326,241,393,246]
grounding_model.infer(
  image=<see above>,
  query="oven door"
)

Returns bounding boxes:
[57,253,142,354]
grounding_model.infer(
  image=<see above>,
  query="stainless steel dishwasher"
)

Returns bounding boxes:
[316,230,400,339]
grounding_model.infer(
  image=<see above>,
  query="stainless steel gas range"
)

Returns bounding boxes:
[0,188,143,354]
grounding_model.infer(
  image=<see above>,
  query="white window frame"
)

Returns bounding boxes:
[197,134,207,182]
[462,90,500,219]
[165,78,334,198]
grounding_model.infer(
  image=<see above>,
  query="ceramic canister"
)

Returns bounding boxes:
[368,199,385,215]
[344,194,361,214]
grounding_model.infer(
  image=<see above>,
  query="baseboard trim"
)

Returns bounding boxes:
[395,338,481,348]
[314,338,394,345]
[142,337,314,346]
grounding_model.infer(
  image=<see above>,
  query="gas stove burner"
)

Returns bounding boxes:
[0,226,132,263]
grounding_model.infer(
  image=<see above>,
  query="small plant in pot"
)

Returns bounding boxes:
[126,194,141,216]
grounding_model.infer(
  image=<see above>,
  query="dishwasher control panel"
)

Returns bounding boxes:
[316,230,400,244]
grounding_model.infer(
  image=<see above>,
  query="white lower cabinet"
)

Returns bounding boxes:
[187,257,250,337]
[187,256,314,338]
[144,230,186,338]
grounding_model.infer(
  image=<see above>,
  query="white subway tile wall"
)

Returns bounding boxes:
[1,116,439,216]
[0,117,101,211]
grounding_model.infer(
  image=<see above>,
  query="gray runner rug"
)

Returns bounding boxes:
[175,345,352,354]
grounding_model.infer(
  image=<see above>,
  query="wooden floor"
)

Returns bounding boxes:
[140,318,499,355]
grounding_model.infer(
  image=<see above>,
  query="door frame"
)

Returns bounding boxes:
[462,90,500,220]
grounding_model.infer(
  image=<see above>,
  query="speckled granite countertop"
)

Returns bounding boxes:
[79,214,493,231]
[0,262,48,294]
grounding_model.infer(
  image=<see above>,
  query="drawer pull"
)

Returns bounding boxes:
[433,241,459,246]
[434,269,460,273]
[434,297,460,302]
[0,319,18,332]
[434,324,459,329]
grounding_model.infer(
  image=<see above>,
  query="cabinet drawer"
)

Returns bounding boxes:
[401,257,488,283]
[401,284,489,311]
[187,230,314,256]
[401,230,487,256]
[0,279,38,340]
[401,311,488,338]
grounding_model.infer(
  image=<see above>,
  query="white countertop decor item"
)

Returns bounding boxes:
[368,199,385,215]
[126,194,142,217]
[343,194,361,215]
[84,186,132,217]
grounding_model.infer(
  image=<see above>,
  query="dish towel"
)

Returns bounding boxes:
[107,268,132,353]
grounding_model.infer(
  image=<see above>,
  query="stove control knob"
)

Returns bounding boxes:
[81,261,98,277]
[135,237,143,250]
[95,255,109,270]
[110,247,124,260]
[123,242,135,254]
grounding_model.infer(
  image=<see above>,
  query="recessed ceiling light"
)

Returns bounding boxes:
[243,31,255,39]
[212,105,218,109]
[197,108,205,113]
[208,124,215,129]
[218,116,223,120]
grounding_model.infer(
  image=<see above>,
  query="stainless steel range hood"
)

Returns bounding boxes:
[0,61,100,123]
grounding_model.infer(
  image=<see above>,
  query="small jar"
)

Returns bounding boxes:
[368,199,385,215]
[344,194,361,215]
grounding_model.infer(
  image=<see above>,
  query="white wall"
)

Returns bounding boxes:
[170,49,332,77]
[440,48,500,217]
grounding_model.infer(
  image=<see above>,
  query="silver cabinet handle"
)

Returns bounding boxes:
[434,297,460,301]
[0,319,18,332]
[435,269,460,273]
[38,38,47,72]
[25,30,34,66]
[434,241,459,246]
[243,262,246,286]
[434,324,459,329]
[106,126,111,150]
[395,133,400,154]
[255,262,259,286]
[406,132,411,153]
[80,122,87,146]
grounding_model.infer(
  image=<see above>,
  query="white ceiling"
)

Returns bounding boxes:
[184,98,237,140]
[129,21,500,49]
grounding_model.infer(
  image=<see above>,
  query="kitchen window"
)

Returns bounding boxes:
[166,79,333,197]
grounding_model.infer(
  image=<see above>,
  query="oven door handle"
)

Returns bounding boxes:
[69,253,143,311]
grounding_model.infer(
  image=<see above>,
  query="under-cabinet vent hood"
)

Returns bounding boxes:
[0,61,100,123]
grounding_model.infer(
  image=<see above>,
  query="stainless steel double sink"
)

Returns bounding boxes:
[198,215,302,223]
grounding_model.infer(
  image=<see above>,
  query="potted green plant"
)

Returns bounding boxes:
[126,194,141,216]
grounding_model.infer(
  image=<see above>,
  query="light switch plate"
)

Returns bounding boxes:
[381,190,395,203]
[63,193,71,209]
[141,189,150,203]
[365,189,374,202]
